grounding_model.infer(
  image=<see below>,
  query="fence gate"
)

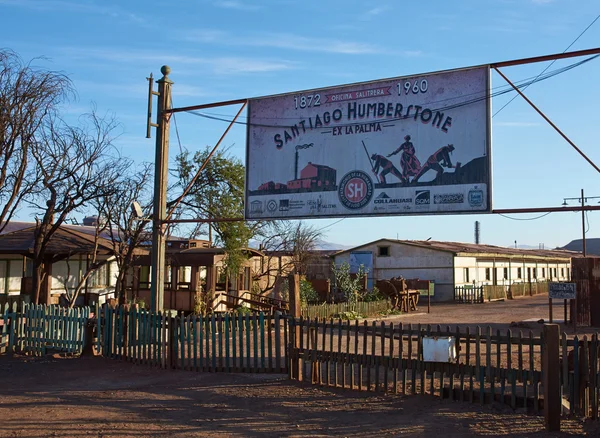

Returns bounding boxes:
[98,306,289,373]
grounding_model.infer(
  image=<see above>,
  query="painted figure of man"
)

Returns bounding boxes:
[413,144,457,183]
[371,154,405,184]
[387,135,422,180]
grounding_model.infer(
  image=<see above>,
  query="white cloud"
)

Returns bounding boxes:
[184,30,414,55]
[366,7,387,16]
[59,47,297,75]
[0,0,147,24]
[214,0,260,10]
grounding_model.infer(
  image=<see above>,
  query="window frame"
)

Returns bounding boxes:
[377,246,390,257]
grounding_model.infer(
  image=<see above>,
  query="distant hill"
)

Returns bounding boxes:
[250,239,351,252]
[560,238,600,255]
[314,240,352,251]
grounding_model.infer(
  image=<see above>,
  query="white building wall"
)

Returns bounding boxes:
[453,256,571,289]
[335,242,455,302]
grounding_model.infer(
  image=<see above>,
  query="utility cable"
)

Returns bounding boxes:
[183,55,598,130]
[315,218,345,232]
[498,212,553,221]
[493,13,600,117]
[170,95,184,156]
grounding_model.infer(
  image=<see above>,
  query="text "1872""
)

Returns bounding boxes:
[294,94,321,109]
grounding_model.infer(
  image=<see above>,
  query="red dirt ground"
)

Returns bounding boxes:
[369,294,593,336]
[1,354,599,437]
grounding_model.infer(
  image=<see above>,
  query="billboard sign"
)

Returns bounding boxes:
[549,282,576,300]
[245,66,491,219]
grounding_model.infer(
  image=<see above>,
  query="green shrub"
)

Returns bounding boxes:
[332,310,361,320]
[235,305,253,315]
[362,286,384,302]
[300,279,319,304]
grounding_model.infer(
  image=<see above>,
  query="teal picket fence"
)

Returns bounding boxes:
[98,306,289,373]
[0,304,90,356]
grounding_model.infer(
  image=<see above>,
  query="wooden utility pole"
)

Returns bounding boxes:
[150,66,173,312]
[581,189,587,257]
[288,273,301,380]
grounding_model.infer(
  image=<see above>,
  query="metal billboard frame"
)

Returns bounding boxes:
[243,65,493,220]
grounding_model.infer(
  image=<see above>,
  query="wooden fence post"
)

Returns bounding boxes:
[543,323,561,432]
[81,318,95,356]
[310,324,319,384]
[289,273,301,381]
[169,315,177,369]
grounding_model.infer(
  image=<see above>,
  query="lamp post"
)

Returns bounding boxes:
[562,189,600,257]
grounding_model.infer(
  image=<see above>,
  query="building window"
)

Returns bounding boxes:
[503,268,508,280]
[485,268,491,281]
[89,263,109,288]
[533,268,537,279]
[464,268,470,283]
[527,267,531,280]
[378,246,390,257]
[554,268,557,278]
[140,266,150,288]
[567,268,570,279]
[517,267,522,279]
[561,267,565,277]
[542,268,545,278]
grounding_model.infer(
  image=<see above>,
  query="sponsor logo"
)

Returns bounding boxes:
[434,193,464,204]
[250,200,263,213]
[468,189,484,207]
[266,200,278,212]
[415,190,430,206]
[279,199,305,212]
[373,192,412,205]
[338,170,374,210]
[308,195,336,212]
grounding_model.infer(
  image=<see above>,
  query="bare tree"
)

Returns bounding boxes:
[28,111,127,304]
[0,49,72,233]
[253,221,322,293]
[95,163,153,304]
[57,220,111,308]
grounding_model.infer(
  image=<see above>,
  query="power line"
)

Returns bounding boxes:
[170,95,184,156]
[184,55,598,130]
[315,218,345,232]
[493,13,600,117]
[498,212,553,221]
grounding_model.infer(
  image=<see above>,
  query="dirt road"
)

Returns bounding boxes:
[370,294,586,336]
[0,355,598,437]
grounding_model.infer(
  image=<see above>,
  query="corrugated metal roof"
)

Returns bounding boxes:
[333,238,584,260]
[0,223,148,257]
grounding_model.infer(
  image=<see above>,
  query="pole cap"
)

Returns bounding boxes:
[158,65,173,84]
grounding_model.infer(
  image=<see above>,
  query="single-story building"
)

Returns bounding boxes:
[0,221,125,306]
[333,239,578,301]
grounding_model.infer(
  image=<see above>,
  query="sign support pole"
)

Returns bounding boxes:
[150,66,173,313]
[581,189,587,257]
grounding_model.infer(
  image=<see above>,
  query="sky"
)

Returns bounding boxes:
[1,0,599,250]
